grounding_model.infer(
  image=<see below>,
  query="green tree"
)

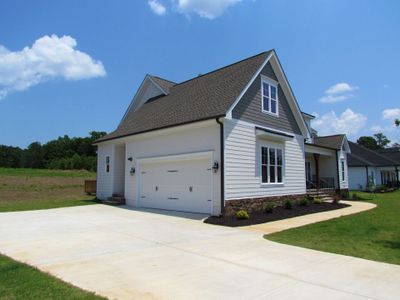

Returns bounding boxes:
[0,145,23,167]
[374,132,390,149]
[23,142,44,168]
[396,119,400,127]
[357,136,379,150]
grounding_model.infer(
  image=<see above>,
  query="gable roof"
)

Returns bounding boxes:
[149,75,176,94]
[348,141,397,167]
[313,134,346,150]
[96,51,272,143]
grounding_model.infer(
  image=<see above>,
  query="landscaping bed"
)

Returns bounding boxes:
[205,202,349,227]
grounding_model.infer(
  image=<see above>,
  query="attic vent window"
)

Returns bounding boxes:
[261,77,278,116]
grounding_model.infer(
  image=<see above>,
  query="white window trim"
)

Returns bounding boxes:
[341,159,346,182]
[261,75,279,117]
[106,156,110,173]
[260,143,285,186]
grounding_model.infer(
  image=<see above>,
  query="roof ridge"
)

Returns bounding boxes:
[149,75,177,85]
[173,50,272,87]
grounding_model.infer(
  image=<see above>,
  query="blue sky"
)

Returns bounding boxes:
[1,0,399,148]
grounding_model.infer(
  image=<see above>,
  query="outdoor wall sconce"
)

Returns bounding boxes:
[212,161,219,173]
[127,156,133,162]
[130,167,135,175]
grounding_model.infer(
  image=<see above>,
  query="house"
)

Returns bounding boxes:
[376,147,400,183]
[94,50,349,216]
[347,142,399,190]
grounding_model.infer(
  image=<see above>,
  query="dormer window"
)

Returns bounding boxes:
[261,77,278,116]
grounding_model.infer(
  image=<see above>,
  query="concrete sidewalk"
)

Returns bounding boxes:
[243,200,376,234]
[0,204,398,300]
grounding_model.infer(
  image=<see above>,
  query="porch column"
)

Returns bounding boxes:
[313,153,320,188]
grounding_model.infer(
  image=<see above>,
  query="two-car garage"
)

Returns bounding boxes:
[137,152,214,214]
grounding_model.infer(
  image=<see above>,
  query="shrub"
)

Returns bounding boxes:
[298,197,309,206]
[284,199,293,209]
[313,197,322,204]
[236,210,250,220]
[332,195,341,205]
[263,202,276,213]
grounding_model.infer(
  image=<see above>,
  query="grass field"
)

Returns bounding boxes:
[0,167,98,212]
[266,190,400,265]
[0,254,105,299]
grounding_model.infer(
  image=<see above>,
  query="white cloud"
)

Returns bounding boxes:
[382,108,400,120]
[325,82,358,95]
[148,0,167,15]
[312,108,367,136]
[0,35,106,99]
[319,82,358,103]
[174,0,242,19]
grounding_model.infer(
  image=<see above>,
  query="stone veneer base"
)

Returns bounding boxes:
[224,194,307,216]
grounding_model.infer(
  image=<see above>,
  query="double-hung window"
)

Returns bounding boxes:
[261,79,278,115]
[261,146,283,184]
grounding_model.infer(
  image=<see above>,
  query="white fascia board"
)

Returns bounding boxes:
[225,51,274,119]
[269,52,309,138]
[118,75,166,127]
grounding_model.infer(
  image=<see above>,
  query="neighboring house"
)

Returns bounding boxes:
[94,50,349,216]
[347,142,399,190]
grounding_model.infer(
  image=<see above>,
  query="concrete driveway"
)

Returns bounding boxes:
[0,205,399,300]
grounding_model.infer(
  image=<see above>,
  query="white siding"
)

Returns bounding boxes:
[348,167,367,190]
[96,143,114,199]
[124,120,221,215]
[113,144,125,196]
[224,119,306,200]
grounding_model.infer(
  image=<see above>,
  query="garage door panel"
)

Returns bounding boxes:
[139,157,212,214]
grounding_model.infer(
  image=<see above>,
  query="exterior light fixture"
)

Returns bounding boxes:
[212,161,219,173]
[130,167,135,175]
[127,156,133,162]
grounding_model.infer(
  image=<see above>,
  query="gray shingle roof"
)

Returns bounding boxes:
[376,147,400,165]
[96,51,271,143]
[348,142,397,167]
[313,134,345,150]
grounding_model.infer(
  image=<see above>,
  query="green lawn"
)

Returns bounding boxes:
[0,167,95,178]
[0,167,98,212]
[0,254,105,300]
[266,190,400,265]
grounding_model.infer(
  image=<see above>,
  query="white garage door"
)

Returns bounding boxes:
[139,156,212,214]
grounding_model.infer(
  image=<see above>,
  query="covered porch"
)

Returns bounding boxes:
[305,143,339,192]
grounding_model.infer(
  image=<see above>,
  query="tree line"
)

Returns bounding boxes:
[0,131,106,171]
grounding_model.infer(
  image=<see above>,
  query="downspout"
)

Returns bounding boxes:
[335,151,340,194]
[365,166,369,190]
[216,118,225,216]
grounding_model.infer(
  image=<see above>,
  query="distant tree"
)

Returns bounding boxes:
[396,119,400,127]
[0,145,23,167]
[23,142,44,168]
[374,133,391,149]
[1,131,107,171]
[357,136,379,150]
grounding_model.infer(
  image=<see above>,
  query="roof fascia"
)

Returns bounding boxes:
[118,75,166,127]
[225,51,274,119]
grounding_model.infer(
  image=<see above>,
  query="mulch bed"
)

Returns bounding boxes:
[204,202,350,227]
